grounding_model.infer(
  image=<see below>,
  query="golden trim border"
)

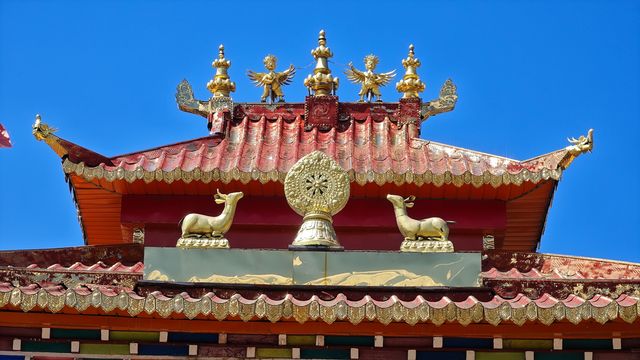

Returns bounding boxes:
[63,159,562,188]
[1,286,636,326]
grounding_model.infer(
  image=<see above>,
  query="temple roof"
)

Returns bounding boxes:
[0,245,637,327]
[40,105,585,191]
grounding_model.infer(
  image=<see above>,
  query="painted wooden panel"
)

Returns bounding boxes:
[444,337,493,349]
[50,329,101,340]
[167,332,218,343]
[286,335,315,346]
[227,334,278,345]
[476,352,525,360]
[384,336,433,348]
[300,348,350,359]
[255,348,292,358]
[0,338,13,351]
[138,343,189,356]
[0,327,41,337]
[621,338,640,349]
[109,331,159,342]
[197,345,246,357]
[21,341,70,353]
[359,348,407,359]
[564,339,612,350]
[79,343,130,355]
[325,335,374,346]
[594,353,640,360]
[503,339,553,350]
[534,353,583,360]
[416,351,466,360]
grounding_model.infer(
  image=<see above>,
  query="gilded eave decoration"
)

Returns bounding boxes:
[0,284,638,326]
[60,157,565,188]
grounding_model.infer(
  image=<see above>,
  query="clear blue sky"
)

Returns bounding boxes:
[1,0,638,262]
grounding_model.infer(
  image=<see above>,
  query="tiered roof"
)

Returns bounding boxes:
[1,245,638,331]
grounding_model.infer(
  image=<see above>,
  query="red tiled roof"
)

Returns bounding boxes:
[58,113,572,188]
[484,252,640,280]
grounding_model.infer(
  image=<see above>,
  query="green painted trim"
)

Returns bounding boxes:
[79,343,130,355]
[255,348,292,358]
[287,335,316,346]
[109,331,160,342]
[21,341,71,353]
[503,339,553,349]
[476,352,525,360]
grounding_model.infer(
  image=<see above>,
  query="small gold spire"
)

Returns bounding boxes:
[396,44,426,99]
[207,44,236,98]
[304,30,339,96]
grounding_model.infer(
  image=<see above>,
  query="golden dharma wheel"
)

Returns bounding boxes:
[284,151,350,217]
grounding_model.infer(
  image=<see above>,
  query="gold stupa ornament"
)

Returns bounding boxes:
[396,44,426,99]
[303,30,339,96]
[207,44,236,98]
[285,151,349,249]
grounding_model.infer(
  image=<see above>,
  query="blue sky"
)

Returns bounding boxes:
[0,0,638,262]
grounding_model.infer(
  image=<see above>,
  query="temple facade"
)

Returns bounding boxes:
[1,31,638,360]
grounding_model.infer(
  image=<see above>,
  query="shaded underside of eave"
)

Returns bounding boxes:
[71,176,124,245]
[68,173,556,250]
[504,180,557,252]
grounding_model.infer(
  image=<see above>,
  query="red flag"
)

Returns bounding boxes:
[0,123,11,148]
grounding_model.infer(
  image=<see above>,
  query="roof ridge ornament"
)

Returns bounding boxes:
[247,54,296,103]
[303,30,339,96]
[560,128,594,169]
[396,44,426,99]
[207,44,236,98]
[345,54,396,102]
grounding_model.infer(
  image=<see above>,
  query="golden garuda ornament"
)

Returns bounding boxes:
[345,55,396,102]
[247,55,296,103]
[285,151,350,249]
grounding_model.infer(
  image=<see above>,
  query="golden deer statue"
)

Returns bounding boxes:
[177,190,244,248]
[387,194,455,253]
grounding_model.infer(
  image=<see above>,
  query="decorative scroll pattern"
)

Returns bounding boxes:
[62,158,563,188]
[0,284,637,326]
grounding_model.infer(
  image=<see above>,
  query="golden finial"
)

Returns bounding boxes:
[207,44,236,98]
[345,54,396,102]
[247,54,296,103]
[396,44,426,99]
[303,30,339,96]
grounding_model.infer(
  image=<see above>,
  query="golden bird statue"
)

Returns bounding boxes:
[345,54,396,102]
[247,55,296,103]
